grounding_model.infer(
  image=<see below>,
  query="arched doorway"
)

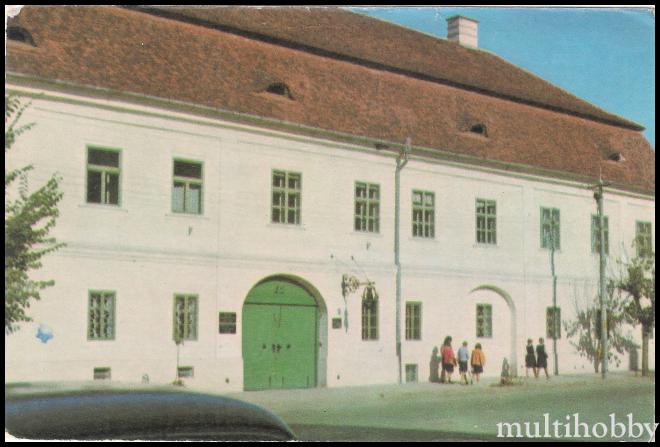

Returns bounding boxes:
[469,285,517,376]
[242,275,326,391]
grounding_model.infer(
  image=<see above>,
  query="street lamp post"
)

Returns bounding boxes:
[550,219,559,376]
[593,177,609,379]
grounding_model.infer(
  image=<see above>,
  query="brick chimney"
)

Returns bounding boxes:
[446,15,479,48]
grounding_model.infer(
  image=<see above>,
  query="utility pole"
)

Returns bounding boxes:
[593,177,609,379]
[550,218,558,376]
[394,137,411,384]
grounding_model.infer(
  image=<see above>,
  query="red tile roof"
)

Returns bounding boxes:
[6,6,655,193]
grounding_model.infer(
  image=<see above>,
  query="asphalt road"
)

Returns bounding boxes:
[227,373,656,442]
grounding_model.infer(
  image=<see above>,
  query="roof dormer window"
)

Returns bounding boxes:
[8,26,36,47]
[469,123,488,137]
[608,152,626,162]
[265,82,294,100]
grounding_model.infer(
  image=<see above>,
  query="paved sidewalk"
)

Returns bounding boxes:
[222,373,655,441]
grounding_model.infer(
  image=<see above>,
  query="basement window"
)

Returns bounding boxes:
[7,25,36,46]
[265,82,294,100]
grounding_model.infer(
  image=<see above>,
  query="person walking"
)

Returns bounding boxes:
[470,343,485,384]
[536,337,550,380]
[525,338,537,378]
[457,341,470,385]
[441,336,456,384]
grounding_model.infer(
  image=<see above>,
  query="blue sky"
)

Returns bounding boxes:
[351,6,655,148]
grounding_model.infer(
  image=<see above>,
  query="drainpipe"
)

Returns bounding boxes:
[395,138,411,384]
[594,176,608,379]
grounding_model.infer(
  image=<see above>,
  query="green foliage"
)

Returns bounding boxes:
[563,286,637,373]
[5,94,64,333]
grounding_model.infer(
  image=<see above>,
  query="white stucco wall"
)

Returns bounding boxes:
[4,86,655,391]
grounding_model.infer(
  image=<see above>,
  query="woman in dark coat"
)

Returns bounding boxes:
[525,338,537,378]
[536,337,550,380]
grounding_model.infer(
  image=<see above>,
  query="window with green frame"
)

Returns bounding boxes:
[476,199,497,244]
[591,215,609,254]
[87,147,120,205]
[355,182,380,233]
[172,160,203,214]
[272,170,301,224]
[546,306,561,339]
[541,207,561,249]
[361,298,378,340]
[88,291,115,340]
[412,190,434,238]
[173,294,198,341]
[635,221,653,258]
[405,302,422,340]
[476,304,492,338]
[405,364,418,383]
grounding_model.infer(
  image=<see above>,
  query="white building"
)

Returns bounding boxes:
[5,6,655,391]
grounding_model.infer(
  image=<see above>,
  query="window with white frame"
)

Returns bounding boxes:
[476,304,492,338]
[172,160,203,214]
[88,291,115,340]
[173,294,198,341]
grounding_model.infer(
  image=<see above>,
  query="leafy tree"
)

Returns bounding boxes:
[563,283,636,373]
[611,252,655,377]
[5,94,64,333]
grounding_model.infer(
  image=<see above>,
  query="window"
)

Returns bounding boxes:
[476,199,497,244]
[219,312,236,334]
[93,367,111,380]
[87,147,120,205]
[173,294,198,341]
[355,182,380,233]
[88,291,115,340]
[636,221,653,258]
[332,317,342,329]
[405,364,418,383]
[546,307,561,339]
[172,160,203,214]
[361,298,378,340]
[476,304,492,338]
[541,207,561,249]
[177,366,194,378]
[272,170,301,224]
[412,191,434,238]
[469,123,488,137]
[8,26,36,46]
[591,215,609,254]
[265,82,293,100]
[405,302,422,340]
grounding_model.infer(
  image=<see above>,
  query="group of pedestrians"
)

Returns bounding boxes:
[525,337,550,380]
[439,336,485,385]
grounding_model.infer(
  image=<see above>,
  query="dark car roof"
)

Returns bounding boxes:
[5,382,295,441]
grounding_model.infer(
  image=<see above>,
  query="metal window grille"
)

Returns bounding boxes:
[476,199,497,244]
[174,294,198,341]
[591,215,609,254]
[88,291,115,340]
[93,367,111,380]
[546,306,561,339]
[272,170,301,224]
[87,148,120,205]
[177,366,194,378]
[476,304,492,338]
[405,364,418,383]
[355,182,380,233]
[172,160,203,214]
[361,298,378,340]
[412,191,435,238]
[219,312,237,334]
[541,207,561,249]
[405,302,422,340]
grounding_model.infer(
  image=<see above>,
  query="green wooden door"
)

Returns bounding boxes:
[242,279,318,391]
